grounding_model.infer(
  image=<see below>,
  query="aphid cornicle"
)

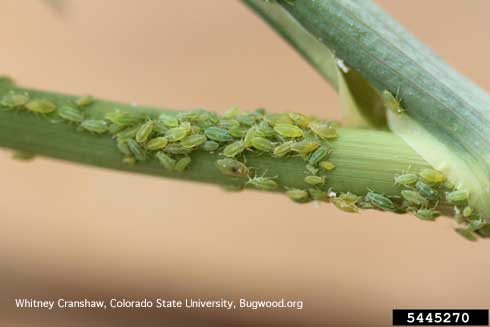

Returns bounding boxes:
[365,191,395,211]
[136,120,154,143]
[180,134,207,149]
[304,175,325,186]
[286,188,309,202]
[146,136,169,151]
[415,181,439,201]
[58,105,83,123]
[401,190,428,206]
[273,141,294,157]
[165,126,188,142]
[273,123,304,138]
[80,119,108,134]
[75,95,94,108]
[446,190,470,204]
[223,141,245,157]
[204,126,233,143]
[175,156,192,172]
[216,158,249,177]
[251,137,275,152]
[419,168,446,184]
[382,90,404,114]
[308,120,337,139]
[156,151,176,171]
[394,173,417,186]
[127,139,146,161]
[247,176,279,191]
[25,99,56,114]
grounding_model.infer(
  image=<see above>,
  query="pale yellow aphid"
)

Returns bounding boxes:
[382,89,404,114]
[419,168,446,184]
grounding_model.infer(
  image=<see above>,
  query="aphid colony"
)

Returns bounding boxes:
[1,90,487,240]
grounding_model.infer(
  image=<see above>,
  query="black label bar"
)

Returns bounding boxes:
[393,309,489,326]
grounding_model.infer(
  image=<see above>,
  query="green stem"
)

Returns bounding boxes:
[0,83,430,197]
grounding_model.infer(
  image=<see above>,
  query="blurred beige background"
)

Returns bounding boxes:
[1,1,489,326]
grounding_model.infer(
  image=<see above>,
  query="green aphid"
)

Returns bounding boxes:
[25,99,56,114]
[127,139,146,161]
[176,110,200,121]
[443,180,455,190]
[308,146,329,165]
[216,158,249,177]
[122,156,136,165]
[415,181,439,201]
[255,108,266,115]
[243,127,257,148]
[175,156,192,172]
[237,115,256,126]
[382,90,404,114]
[401,190,428,206]
[304,175,325,186]
[446,190,469,204]
[80,119,108,134]
[106,111,142,127]
[223,106,241,119]
[255,121,275,138]
[75,95,94,108]
[108,123,125,134]
[206,111,219,124]
[12,151,35,161]
[218,119,240,130]
[273,141,294,157]
[251,136,275,152]
[308,188,328,201]
[156,151,176,171]
[180,121,192,133]
[247,176,279,191]
[146,136,169,151]
[264,113,293,126]
[229,127,248,138]
[204,126,233,142]
[286,188,309,202]
[180,133,207,149]
[153,120,169,134]
[58,105,83,123]
[308,120,337,139]
[358,201,374,209]
[319,161,336,171]
[117,140,131,156]
[163,143,192,155]
[333,193,359,213]
[201,140,220,152]
[223,141,245,157]
[273,123,304,138]
[394,173,418,186]
[116,125,139,140]
[415,208,440,221]
[159,114,179,127]
[463,206,473,218]
[365,191,395,211]
[455,228,477,241]
[165,126,188,142]
[136,120,154,143]
[291,140,320,155]
[0,92,29,109]
[190,125,201,134]
[305,164,318,175]
[419,168,446,184]
[288,112,310,128]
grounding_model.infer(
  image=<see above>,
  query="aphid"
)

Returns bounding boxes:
[243,127,257,148]
[415,181,439,201]
[58,105,83,123]
[264,113,293,126]
[308,146,329,165]
[159,114,179,127]
[163,143,192,155]
[229,127,248,138]
[394,173,417,186]
[319,161,336,171]
[75,95,94,108]
[305,164,318,175]
[286,188,309,202]
[251,137,275,152]
[401,190,428,207]
[127,139,146,161]
[146,136,169,151]
[273,123,304,138]
[443,180,455,190]
[304,175,325,186]
[419,168,446,184]
[136,120,154,143]
[165,126,188,142]
[272,141,294,157]
[80,119,108,134]
[216,158,249,177]
[218,119,240,130]
[116,125,139,140]
[201,140,220,152]
[117,140,131,156]
[365,191,395,211]
[246,176,279,191]
[12,151,35,161]
[455,228,477,241]
[106,111,143,127]
[333,192,360,213]
[122,156,136,165]
[463,206,473,218]
[308,188,328,201]
[382,90,404,114]
[223,106,241,119]
[415,208,440,221]
[291,140,320,155]
[25,99,56,114]
[108,123,125,134]
[223,141,245,157]
[237,115,256,126]
[176,110,200,121]
[308,120,337,139]
[0,92,29,109]
[180,121,192,133]
[156,151,176,171]
[180,134,207,149]
[358,201,374,209]
[288,112,310,128]
[255,121,275,138]
[175,156,192,172]
[446,190,470,204]
[204,126,233,142]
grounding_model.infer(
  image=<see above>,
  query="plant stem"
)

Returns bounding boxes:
[0,83,430,196]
